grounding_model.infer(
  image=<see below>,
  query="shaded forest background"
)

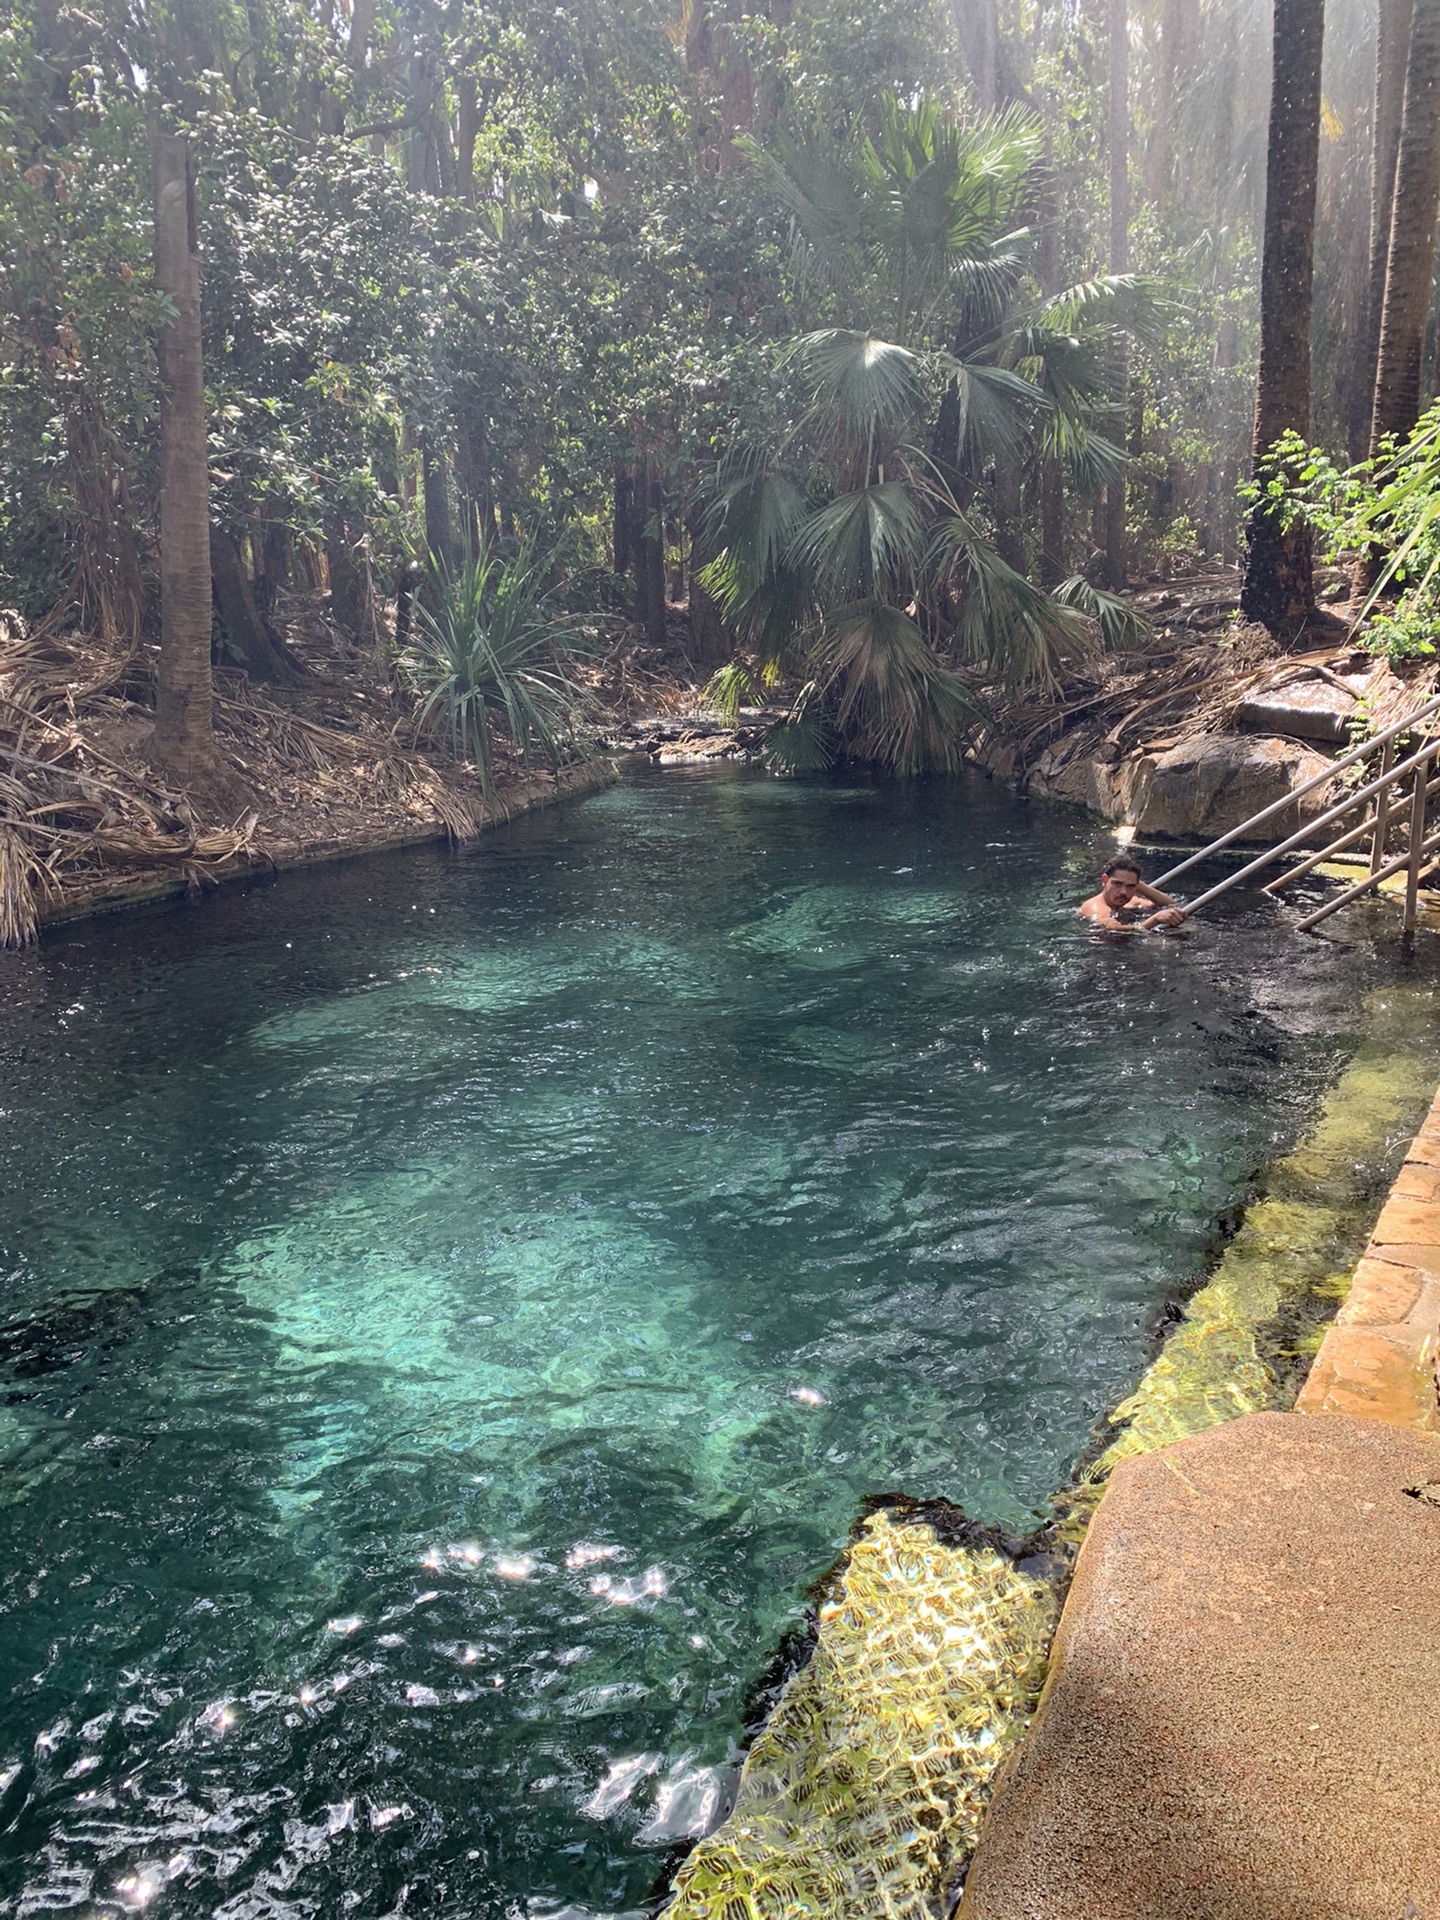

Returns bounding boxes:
[4,0,1440,794]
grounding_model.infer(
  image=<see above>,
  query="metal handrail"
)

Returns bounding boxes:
[1173,732,1440,918]
[1295,814,1440,933]
[1263,768,1440,893]
[1147,690,1440,894]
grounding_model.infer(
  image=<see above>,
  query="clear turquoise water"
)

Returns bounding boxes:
[0,765,1427,1918]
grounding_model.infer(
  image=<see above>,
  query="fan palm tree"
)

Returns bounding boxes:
[703,98,1116,774]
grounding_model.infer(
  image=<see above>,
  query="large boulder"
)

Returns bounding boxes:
[1127,732,1334,841]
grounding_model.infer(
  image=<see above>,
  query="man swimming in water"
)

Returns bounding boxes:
[1079,857,1188,930]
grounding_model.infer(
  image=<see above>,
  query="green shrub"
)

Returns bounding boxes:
[402,540,597,797]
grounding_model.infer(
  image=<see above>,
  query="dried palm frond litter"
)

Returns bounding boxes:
[665,1511,1058,1920]
[1063,984,1440,1531]
[0,825,40,946]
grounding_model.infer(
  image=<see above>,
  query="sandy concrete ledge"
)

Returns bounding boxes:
[1296,1085,1440,1430]
[958,1412,1440,1920]
[32,757,618,934]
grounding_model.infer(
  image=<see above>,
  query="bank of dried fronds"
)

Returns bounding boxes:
[975,567,1435,785]
[0,607,600,947]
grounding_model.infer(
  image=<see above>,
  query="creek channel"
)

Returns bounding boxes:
[1,762,1436,1919]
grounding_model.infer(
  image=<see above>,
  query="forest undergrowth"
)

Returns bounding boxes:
[7,559,1428,949]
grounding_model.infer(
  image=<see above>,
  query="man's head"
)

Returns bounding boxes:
[1099,856,1142,908]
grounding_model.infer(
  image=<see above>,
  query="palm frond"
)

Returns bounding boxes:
[764,685,833,774]
[934,358,1044,464]
[788,482,927,601]
[704,658,765,722]
[931,519,1094,688]
[788,330,929,447]
[1027,274,1173,352]
[1052,574,1152,650]
[814,599,981,773]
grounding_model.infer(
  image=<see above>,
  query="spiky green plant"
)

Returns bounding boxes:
[403,539,596,798]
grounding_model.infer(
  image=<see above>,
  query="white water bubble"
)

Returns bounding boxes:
[789,1385,827,1408]
[325,1800,355,1835]
[326,1615,362,1636]
[197,1700,235,1735]
[636,1759,730,1844]
[494,1554,536,1581]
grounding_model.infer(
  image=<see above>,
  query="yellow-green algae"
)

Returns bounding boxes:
[665,1511,1057,1920]
[663,986,1440,1920]
[1069,983,1440,1522]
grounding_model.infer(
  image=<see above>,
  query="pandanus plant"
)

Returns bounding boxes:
[704,96,1152,772]
[402,539,596,797]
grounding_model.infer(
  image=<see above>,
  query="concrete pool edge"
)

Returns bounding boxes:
[30,757,618,935]
[1294,1081,1440,1429]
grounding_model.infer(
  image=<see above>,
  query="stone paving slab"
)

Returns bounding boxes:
[1295,1086,1440,1430]
[959,1413,1440,1920]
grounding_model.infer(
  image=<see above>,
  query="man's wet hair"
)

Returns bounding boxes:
[1102,856,1142,879]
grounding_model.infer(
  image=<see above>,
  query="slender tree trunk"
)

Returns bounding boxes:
[254,519,290,617]
[1040,454,1066,585]
[348,0,376,70]
[1370,0,1440,451]
[212,533,301,680]
[955,0,999,111]
[456,73,477,202]
[614,463,636,576]
[149,131,215,783]
[421,432,453,566]
[1103,0,1129,590]
[687,509,734,670]
[1146,0,1198,204]
[326,518,366,635]
[1351,0,1415,457]
[994,462,1025,573]
[63,387,144,644]
[1240,0,1324,638]
[641,461,667,646]
[1035,130,1067,586]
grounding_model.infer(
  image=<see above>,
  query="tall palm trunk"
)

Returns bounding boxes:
[1102,0,1129,590]
[1351,0,1415,457]
[1239,0,1324,639]
[150,130,215,784]
[1370,0,1440,451]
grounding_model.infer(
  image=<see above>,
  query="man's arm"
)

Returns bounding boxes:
[1136,880,1176,907]
[1079,894,1134,928]
[1140,906,1188,929]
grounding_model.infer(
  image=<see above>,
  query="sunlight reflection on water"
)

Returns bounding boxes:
[2,764,1435,1918]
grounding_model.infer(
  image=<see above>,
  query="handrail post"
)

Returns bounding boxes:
[1403,747,1434,941]
[1370,735,1395,875]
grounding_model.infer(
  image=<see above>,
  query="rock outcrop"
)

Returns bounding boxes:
[1028,731,1335,841]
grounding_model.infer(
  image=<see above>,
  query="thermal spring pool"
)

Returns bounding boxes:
[1,764,1435,1919]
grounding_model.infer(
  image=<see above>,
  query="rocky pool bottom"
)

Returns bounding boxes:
[1,765,1437,1920]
